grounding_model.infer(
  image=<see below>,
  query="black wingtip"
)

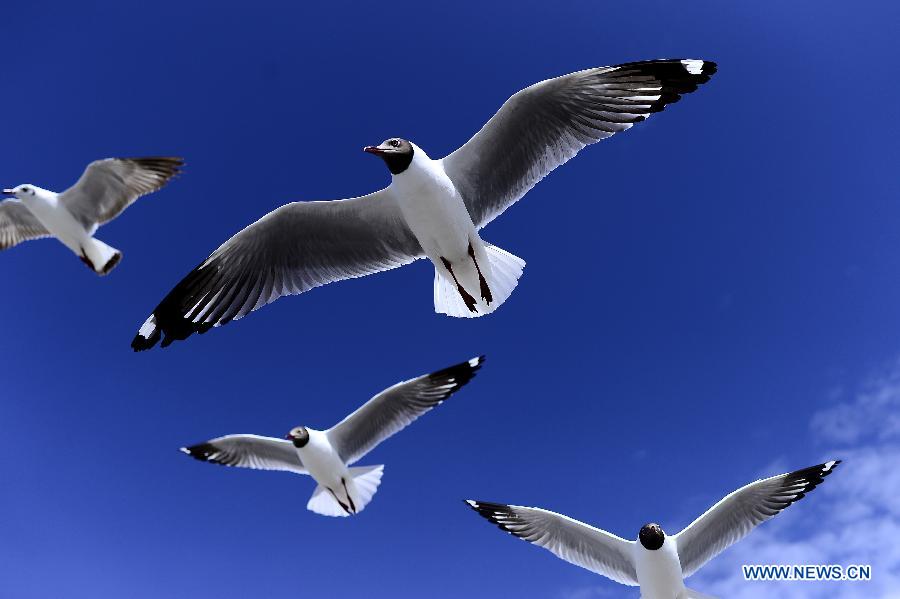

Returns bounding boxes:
[131,314,162,351]
[427,355,485,389]
[775,459,841,507]
[464,500,525,537]
[180,442,216,462]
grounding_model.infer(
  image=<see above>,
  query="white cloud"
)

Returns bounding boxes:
[693,357,900,598]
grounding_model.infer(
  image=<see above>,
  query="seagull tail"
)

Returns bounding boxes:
[79,238,122,276]
[306,465,384,517]
[433,243,525,318]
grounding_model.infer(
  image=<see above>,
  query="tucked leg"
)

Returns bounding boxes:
[328,487,352,515]
[468,243,493,304]
[341,478,357,514]
[440,256,478,313]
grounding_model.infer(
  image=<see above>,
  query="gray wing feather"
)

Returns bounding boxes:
[180,434,306,473]
[0,201,50,249]
[466,500,638,586]
[61,157,183,228]
[442,59,717,228]
[327,356,483,465]
[132,189,424,350]
[675,460,840,577]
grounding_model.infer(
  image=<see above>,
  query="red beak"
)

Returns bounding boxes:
[364,146,385,155]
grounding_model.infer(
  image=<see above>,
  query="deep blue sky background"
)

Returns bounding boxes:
[2,1,899,597]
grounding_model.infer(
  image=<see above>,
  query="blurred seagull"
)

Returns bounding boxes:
[181,356,483,517]
[132,59,716,350]
[1,157,182,275]
[466,460,840,599]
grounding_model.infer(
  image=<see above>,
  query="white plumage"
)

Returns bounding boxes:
[1,157,182,274]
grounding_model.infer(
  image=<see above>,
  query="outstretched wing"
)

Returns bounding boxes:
[0,200,50,250]
[675,460,840,577]
[327,356,483,465]
[180,434,306,474]
[61,157,183,229]
[442,59,717,228]
[131,189,424,350]
[465,500,638,586]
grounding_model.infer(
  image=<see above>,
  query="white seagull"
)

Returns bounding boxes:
[132,59,716,350]
[1,157,182,275]
[181,356,483,517]
[466,460,840,599]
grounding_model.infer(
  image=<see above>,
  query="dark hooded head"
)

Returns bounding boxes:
[285,426,310,448]
[639,523,666,550]
[363,138,415,175]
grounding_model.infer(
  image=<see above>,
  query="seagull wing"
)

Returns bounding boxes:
[132,189,424,350]
[465,500,638,586]
[0,200,50,249]
[675,460,840,577]
[442,59,717,229]
[180,434,306,474]
[327,356,483,465]
[60,157,183,229]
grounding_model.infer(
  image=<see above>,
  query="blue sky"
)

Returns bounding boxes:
[2,1,898,597]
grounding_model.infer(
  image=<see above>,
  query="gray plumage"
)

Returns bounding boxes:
[0,201,50,250]
[674,460,840,577]
[444,59,717,228]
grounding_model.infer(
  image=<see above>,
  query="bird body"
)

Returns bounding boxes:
[294,427,365,515]
[18,186,89,252]
[633,538,687,599]
[391,144,498,315]
[1,157,182,275]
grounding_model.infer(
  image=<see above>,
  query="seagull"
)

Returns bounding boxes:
[466,460,840,599]
[181,356,483,517]
[132,59,716,350]
[1,157,182,275]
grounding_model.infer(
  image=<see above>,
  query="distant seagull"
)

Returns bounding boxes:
[1,157,182,275]
[466,460,839,599]
[132,59,716,350]
[182,356,482,517]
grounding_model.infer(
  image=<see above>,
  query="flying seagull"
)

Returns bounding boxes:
[132,59,716,350]
[181,356,483,517]
[466,460,839,599]
[1,157,182,275]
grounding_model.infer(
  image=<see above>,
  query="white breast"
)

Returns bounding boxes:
[634,539,686,599]
[296,429,348,487]
[389,144,477,260]
[24,193,88,251]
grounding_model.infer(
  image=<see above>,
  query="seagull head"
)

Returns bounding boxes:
[2,185,37,199]
[638,523,666,550]
[363,138,415,175]
[285,426,310,448]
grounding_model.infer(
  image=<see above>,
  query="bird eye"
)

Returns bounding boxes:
[390,139,400,148]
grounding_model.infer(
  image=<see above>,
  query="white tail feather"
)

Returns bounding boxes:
[433,242,525,318]
[306,465,384,518]
[307,485,351,517]
[347,464,384,513]
[80,238,122,276]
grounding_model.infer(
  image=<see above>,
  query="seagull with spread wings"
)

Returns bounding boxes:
[133,59,716,350]
[466,460,840,599]
[181,356,483,517]
[1,157,182,275]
